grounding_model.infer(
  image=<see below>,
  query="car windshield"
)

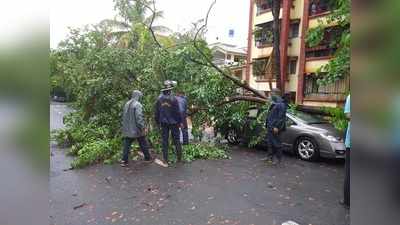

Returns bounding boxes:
[289,111,326,124]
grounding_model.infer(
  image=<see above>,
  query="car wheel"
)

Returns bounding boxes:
[226,129,240,145]
[295,137,320,161]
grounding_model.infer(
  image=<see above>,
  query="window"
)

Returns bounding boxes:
[306,48,336,58]
[289,21,300,38]
[254,21,275,47]
[256,0,272,15]
[226,54,232,60]
[288,57,298,74]
[256,0,282,15]
[252,57,269,79]
[309,0,334,16]
[234,55,244,63]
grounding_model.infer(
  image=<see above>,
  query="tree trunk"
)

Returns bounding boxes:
[272,0,281,92]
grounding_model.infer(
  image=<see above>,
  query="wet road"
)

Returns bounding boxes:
[50,103,349,225]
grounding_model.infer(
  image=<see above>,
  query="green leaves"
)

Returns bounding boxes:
[322,107,348,132]
[305,0,350,86]
[306,26,325,48]
[182,143,229,162]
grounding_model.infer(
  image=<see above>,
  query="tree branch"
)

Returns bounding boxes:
[142,0,169,53]
[191,0,267,99]
[188,95,267,116]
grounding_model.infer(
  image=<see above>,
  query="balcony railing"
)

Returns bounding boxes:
[303,75,349,102]
[306,26,343,59]
[309,0,333,17]
[255,34,273,47]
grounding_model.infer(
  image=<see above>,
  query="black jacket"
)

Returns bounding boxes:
[266,100,287,131]
[155,94,182,125]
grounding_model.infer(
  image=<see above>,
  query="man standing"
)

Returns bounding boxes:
[341,94,350,208]
[155,81,183,167]
[120,90,152,167]
[265,88,287,165]
[176,91,189,145]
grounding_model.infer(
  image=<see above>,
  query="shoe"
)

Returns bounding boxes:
[120,160,128,167]
[155,158,169,168]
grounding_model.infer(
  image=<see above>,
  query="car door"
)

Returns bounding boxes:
[281,116,298,149]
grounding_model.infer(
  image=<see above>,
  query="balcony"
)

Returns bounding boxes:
[255,0,282,16]
[254,21,274,48]
[306,26,343,60]
[303,74,349,102]
[309,0,334,18]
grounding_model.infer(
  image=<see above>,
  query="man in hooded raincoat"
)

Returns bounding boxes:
[120,90,152,167]
[265,88,287,165]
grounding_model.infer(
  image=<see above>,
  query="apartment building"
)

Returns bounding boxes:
[246,0,349,108]
[209,42,247,81]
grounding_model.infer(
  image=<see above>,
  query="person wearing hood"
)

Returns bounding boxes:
[265,88,287,165]
[120,90,152,167]
[155,80,183,167]
[176,90,189,145]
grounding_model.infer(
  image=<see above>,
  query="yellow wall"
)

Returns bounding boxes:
[253,8,281,26]
[252,46,273,59]
[305,59,330,73]
[290,0,304,19]
[288,37,301,56]
[287,74,298,92]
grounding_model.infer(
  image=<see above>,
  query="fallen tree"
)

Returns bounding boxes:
[52,0,278,168]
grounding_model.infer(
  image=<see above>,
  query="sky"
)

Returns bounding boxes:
[50,0,250,49]
[0,0,49,47]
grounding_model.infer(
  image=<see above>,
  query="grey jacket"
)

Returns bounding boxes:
[122,90,145,138]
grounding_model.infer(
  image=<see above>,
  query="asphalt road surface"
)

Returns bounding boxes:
[50,102,349,225]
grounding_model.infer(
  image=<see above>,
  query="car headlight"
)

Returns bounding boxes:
[320,133,339,142]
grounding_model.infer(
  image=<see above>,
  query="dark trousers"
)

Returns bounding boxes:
[266,129,283,161]
[344,148,350,206]
[180,116,189,145]
[122,136,151,162]
[161,123,182,162]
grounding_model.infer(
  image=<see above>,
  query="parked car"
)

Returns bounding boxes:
[219,107,346,161]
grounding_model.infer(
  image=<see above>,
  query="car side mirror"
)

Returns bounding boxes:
[286,118,295,127]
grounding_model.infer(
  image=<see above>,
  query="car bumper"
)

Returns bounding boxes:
[319,140,346,159]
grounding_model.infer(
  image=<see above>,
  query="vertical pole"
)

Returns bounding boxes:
[246,0,254,84]
[280,0,292,94]
[296,0,310,104]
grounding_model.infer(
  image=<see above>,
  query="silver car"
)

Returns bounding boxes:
[283,111,346,161]
[223,109,346,161]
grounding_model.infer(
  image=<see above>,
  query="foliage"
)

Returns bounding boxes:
[322,106,348,132]
[306,26,325,48]
[305,0,350,86]
[182,143,229,162]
